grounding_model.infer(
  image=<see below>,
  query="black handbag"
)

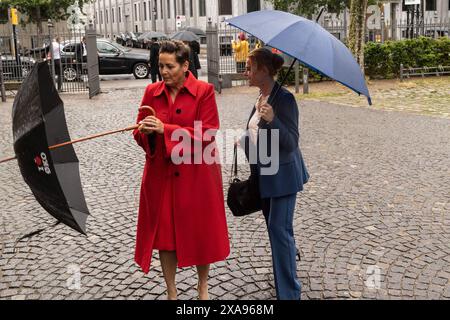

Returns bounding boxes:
[226,144,262,217]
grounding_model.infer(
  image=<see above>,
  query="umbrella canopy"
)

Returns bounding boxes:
[138,31,167,41]
[226,10,371,105]
[12,61,90,235]
[181,27,206,37]
[170,30,200,42]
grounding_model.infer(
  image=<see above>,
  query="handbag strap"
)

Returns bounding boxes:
[229,144,238,182]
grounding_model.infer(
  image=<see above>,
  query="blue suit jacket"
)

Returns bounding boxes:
[242,83,309,199]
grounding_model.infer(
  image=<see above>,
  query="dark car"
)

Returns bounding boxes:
[1,55,36,80]
[60,39,150,80]
[125,32,141,47]
[116,33,127,46]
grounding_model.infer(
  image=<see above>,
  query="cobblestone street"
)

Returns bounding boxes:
[0,81,449,300]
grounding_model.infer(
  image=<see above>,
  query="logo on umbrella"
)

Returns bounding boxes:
[35,152,52,175]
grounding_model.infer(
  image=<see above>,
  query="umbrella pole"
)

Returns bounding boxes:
[0,124,139,164]
[269,58,298,105]
[48,124,139,150]
[0,155,17,164]
[0,106,155,164]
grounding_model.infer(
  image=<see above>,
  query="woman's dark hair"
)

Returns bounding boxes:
[248,48,284,77]
[159,40,190,65]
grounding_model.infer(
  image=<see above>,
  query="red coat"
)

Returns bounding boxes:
[133,71,230,274]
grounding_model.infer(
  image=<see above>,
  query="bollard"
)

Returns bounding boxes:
[303,67,309,94]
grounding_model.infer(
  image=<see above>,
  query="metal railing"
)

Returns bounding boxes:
[0,22,98,97]
[400,64,450,80]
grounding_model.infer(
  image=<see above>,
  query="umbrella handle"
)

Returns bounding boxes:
[48,124,140,150]
[0,155,17,164]
[49,106,156,149]
[0,125,140,163]
[0,106,156,163]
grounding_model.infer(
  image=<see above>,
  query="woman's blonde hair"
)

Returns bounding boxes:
[248,48,284,77]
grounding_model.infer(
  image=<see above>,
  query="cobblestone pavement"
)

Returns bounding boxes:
[0,83,449,300]
[297,76,450,119]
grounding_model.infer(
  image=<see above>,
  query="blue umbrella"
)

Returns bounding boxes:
[226,10,371,105]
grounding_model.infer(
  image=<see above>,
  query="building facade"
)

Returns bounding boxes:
[87,0,273,38]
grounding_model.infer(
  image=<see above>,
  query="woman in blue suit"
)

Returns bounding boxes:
[240,48,309,300]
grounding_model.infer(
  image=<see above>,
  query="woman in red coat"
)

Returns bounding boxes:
[133,40,230,300]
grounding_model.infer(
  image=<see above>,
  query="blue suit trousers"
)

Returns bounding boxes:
[262,193,301,300]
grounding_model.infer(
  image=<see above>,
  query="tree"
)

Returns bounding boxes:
[0,0,92,33]
[348,0,368,71]
[270,0,350,19]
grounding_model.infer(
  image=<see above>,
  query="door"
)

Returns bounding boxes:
[97,41,128,74]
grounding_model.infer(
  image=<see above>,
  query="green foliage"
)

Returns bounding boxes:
[277,63,329,85]
[270,0,350,18]
[364,37,450,79]
[0,0,92,25]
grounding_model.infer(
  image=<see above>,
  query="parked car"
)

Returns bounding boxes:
[116,33,127,46]
[0,55,36,80]
[60,38,150,80]
[125,32,141,47]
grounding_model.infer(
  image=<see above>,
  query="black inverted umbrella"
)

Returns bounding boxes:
[11,61,90,235]
[170,30,200,42]
[181,27,206,37]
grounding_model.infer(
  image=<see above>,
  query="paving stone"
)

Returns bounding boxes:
[1,82,449,301]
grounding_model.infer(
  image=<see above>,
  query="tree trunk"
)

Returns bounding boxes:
[36,6,43,36]
[348,0,368,74]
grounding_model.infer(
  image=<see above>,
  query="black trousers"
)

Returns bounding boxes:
[151,69,162,83]
[54,59,62,90]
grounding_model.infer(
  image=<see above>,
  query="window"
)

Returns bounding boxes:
[182,0,186,15]
[97,42,119,54]
[95,11,98,24]
[189,0,193,17]
[144,2,147,20]
[199,0,206,16]
[161,0,164,19]
[426,0,436,11]
[167,0,171,19]
[219,0,232,15]
[62,43,77,54]
[134,3,138,20]
[100,10,103,24]
[155,0,159,19]
[119,7,122,23]
[112,8,115,23]
[247,0,260,13]
[105,9,108,24]
[174,0,177,16]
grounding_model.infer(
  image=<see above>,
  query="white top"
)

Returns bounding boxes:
[248,93,269,145]
[82,43,87,57]
[51,42,63,60]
